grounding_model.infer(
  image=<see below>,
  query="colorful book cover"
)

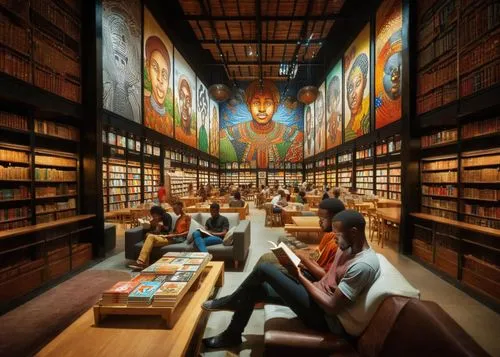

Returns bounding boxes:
[153,275,169,283]
[186,258,204,265]
[104,281,139,294]
[131,274,155,283]
[129,281,162,298]
[162,252,183,257]
[155,264,183,273]
[170,271,194,282]
[158,257,174,263]
[178,264,199,272]
[187,252,209,258]
[155,282,187,296]
[171,258,190,265]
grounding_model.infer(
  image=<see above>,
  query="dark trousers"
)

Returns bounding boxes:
[226,263,330,335]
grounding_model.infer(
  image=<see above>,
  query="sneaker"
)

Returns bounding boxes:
[128,263,146,271]
[201,295,239,312]
[203,330,242,348]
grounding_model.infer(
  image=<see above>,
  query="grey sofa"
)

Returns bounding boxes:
[125,212,251,268]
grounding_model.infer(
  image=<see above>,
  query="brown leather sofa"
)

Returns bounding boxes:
[264,296,490,357]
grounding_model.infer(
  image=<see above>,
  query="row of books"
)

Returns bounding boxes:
[460,59,499,97]
[109,195,126,204]
[102,252,211,307]
[33,32,80,80]
[458,2,499,48]
[0,112,29,131]
[462,188,499,201]
[422,171,458,183]
[462,117,500,139]
[0,218,30,231]
[460,31,499,76]
[418,0,456,51]
[422,158,457,171]
[0,15,31,56]
[34,168,76,181]
[0,166,30,180]
[463,204,500,219]
[422,197,458,211]
[422,184,458,197]
[37,209,75,223]
[34,120,79,141]
[35,198,76,213]
[418,26,456,70]
[417,59,456,96]
[0,48,32,83]
[417,83,457,114]
[421,129,458,148]
[34,65,81,103]
[422,205,458,220]
[0,186,30,201]
[31,0,81,41]
[462,153,499,168]
[36,184,76,197]
[0,207,30,222]
[462,168,500,182]
[464,215,500,229]
[35,155,76,167]
[0,149,29,164]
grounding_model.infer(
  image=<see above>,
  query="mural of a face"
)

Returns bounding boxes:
[347,54,368,116]
[179,79,192,132]
[384,52,402,99]
[316,92,324,125]
[198,85,208,126]
[328,76,341,114]
[249,87,277,125]
[148,49,169,106]
[110,20,128,84]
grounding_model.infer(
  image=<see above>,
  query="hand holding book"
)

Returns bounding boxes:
[268,241,301,276]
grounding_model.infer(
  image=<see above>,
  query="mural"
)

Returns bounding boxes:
[219,80,303,168]
[314,82,326,154]
[344,24,371,142]
[174,49,197,148]
[304,102,315,159]
[326,60,343,149]
[210,99,219,158]
[102,0,141,123]
[376,0,402,129]
[143,8,174,136]
[197,79,209,153]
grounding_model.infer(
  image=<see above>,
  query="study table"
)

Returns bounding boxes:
[185,202,249,220]
[376,207,401,224]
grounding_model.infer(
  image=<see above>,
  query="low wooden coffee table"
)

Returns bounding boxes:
[37,262,224,357]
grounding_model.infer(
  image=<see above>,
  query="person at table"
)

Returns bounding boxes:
[187,183,194,196]
[129,202,191,269]
[198,185,208,202]
[157,180,167,204]
[146,205,172,236]
[201,210,380,348]
[333,187,341,199]
[229,191,245,208]
[295,190,307,204]
[271,189,288,213]
[192,203,229,252]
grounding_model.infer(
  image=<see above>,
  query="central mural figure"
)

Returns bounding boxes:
[220,80,303,168]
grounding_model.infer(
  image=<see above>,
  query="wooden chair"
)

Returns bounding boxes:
[346,198,355,210]
[367,208,379,243]
[264,203,282,227]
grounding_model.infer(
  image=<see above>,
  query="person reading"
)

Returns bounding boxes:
[129,202,191,270]
[271,189,288,213]
[295,191,307,204]
[201,210,380,348]
[229,191,245,208]
[192,203,229,252]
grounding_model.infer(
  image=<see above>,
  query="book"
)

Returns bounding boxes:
[102,281,139,306]
[268,241,301,273]
[153,275,169,283]
[152,282,189,307]
[171,258,190,265]
[170,271,194,282]
[186,258,204,265]
[141,263,183,275]
[178,265,199,272]
[186,252,210,258]
[162,252,183,257]
[128,281,163,306]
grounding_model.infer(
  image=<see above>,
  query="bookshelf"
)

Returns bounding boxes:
[388,161,402,200]
[199,170,209,187]
[285,171,303,186]
[165,170,198,202]
[326,156,336,188]
[144,163,160,202]
[239,171,256,186]
[268,171,285,187]
[338,152,353,190]
[106,159,127,212]
[355,146,374,195]
[127,161,142,208]
[209,172,219,187]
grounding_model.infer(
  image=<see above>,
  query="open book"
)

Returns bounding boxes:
[268,241,301,273]
[197,227,213,236]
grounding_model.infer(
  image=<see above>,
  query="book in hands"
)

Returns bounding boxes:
[197,227,213,236]
[268,241,301,273]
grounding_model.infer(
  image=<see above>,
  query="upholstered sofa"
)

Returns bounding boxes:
[263,254,489,356]
[125,212,250,268]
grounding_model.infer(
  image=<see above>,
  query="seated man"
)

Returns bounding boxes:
[129,202,191,269]
[257,198,344,280]
[295,191,307,204]
[201,210,380,348]
[229,191,245,208]
[333,187,341,199]
[271,189,288,213]
[192,203,229,252]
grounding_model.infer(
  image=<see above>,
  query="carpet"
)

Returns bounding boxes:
[0,269,131,357]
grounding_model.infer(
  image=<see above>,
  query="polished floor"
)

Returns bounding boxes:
[92,204,500,357]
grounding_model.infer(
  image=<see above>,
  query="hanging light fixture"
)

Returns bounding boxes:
[297,85,318,105]
[208,83,231,102]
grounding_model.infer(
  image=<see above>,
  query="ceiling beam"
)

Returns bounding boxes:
[200,39,323,44]
[184,15,339,21]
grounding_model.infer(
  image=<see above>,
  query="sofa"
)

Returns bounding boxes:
[263,254,489,356]
[125,212,250,268]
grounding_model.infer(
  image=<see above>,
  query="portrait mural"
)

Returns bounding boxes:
[219,80,303,168]
[143,8,174,136]
[210,99,219,158]
[314,82,326,154]
[197,78,209,153]
[102,0,141,123]
[304,102,315,159]
[326,60,343,149]
[344,24,371,142]
[174,49,197,148]
[376,0,402,129]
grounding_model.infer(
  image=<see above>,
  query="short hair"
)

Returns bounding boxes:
[319,198,345,217]
[173,201,184,208]
[333,210,366,231]
[278,189,285,195]
[333,188,341,198]
[245,79,280,108]
[150,205,165,216]
[348,53,369,82]
[145,36,171,79]
[210,202,220,210]
[327,75,341,112]
[179,78,192,96]
[234,191,241,200]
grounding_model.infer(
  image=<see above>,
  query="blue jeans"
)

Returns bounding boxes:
[193,230,223,252]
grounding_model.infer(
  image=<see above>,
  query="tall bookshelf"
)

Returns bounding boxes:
[268,171,285,187]
[338,151,353,190]
[305,162,314,185]
[355,146,374,195]
[165,170,198,201]
[285,171,303,186]
[326,156,336,188]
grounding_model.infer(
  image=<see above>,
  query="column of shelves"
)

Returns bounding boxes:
[239,171,256,186]
[388,162,402,200]
[102,160,108,212]
[338,152,353,190]
[356,165,374,195]
[127,161,141,208]
[209,171,219,188]
[375,163,388,198]
[144,163,160,202]
[199,170,209,187]
[326,157,336,188]
[107,159,127,211]
[285,171,303,186]
[268,171,285,187]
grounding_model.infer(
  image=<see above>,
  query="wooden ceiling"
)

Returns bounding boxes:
[178,0,346,81]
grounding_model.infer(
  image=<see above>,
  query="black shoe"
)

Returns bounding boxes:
[203,331,242,348]
[201,295,239,312]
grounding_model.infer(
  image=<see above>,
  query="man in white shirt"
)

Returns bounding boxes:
[271,189,288,213]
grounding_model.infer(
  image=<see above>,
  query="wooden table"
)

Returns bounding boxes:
[185,202,249,220]
[37,262,225,357]
[179,196,202,208]
[281,204,312,224]
[285,216,322,241]
[354,202,373,212]
[376,199,401,208]
[376,207,401,224]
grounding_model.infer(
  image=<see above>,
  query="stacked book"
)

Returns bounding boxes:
[102,281,139,306]
[127,281,163,306]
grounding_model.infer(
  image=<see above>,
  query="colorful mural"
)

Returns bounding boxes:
[219,80,303,168]
[344,24,371,142]
[174,49,197,148]
[143,8,174,136]
[326,60,343,149]
[304,102,315,159]
[314,82,326,154]
[197,78,209,153]
[376,0,403,129]
[102,0,141,123]
[210,99,219,158]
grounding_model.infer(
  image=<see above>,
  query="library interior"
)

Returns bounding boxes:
[0,0,499,356]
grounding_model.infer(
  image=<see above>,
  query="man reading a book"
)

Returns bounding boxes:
[192,203,229,252]
[271,189,288,213]
[129,202,191,270]
[201,210,380,348]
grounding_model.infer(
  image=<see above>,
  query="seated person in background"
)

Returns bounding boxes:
[198,186,208,202]
[187,183,194,196]
[257,198,344,277]
[147,205,172,236]
[229,191,245,208]
[201,210,380,348]
[271,189,288,213]
[129,202,190,269]
[333,187,341,199]
[295,190,307,204]
[192,203,229,252]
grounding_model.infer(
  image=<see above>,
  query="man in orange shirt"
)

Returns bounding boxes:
[129,201,191,270]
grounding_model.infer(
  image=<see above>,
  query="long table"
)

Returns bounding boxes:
[376,207,401,224]
[36,262,224,357]
[185,203,249,220]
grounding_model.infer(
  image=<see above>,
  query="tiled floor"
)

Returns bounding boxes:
[93,204,500,357]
